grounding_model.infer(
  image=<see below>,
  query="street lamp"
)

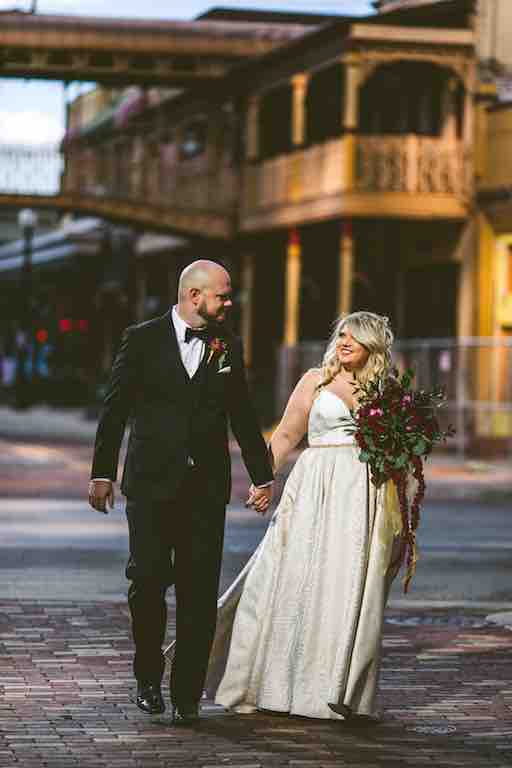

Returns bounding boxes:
[15,208,38,408]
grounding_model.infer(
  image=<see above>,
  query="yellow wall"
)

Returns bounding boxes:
[476,214,512,436]
[481,106,512,189]
[477,212,495,337]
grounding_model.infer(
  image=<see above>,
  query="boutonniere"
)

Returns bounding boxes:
[207,337,228,369]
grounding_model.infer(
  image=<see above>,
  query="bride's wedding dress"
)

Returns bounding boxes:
[169,388,402,719]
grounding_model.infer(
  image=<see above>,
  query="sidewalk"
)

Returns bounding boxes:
[1,405,510,502]
[0,405,98,444]
[0,599,511,768]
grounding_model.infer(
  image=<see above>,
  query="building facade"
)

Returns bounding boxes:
[58,2,481,427]
[0,0,498,450]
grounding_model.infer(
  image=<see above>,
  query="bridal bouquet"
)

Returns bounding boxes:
[341,368,455,592]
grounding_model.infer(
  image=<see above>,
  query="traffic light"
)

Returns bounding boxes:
[35,328,49,344]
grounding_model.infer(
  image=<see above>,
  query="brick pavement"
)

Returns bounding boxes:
[1,601,512,768]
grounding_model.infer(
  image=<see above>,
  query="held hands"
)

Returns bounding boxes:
[88,480,115,514]
[245,483,273,516]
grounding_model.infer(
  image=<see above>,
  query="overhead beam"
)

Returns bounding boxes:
[0,192,234,239]
[0,13,309,85]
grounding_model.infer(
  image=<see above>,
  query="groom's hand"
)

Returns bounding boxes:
[88,479,114,514]
[246,484,273,516]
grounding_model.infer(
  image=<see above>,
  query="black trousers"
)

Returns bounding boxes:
[125,467,226,707]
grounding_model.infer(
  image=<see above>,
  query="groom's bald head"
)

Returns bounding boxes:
[178,260,228,300]
[178,260,232,324]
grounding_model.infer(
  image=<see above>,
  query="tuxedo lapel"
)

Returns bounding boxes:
[157,310,190,390]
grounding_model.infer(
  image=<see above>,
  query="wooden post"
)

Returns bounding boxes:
[441,78,458,142]
[291,73,309,147]
[338,220,354,316]
[135,258,147,322]
[246,95,260,161]
[284,228,302,347]
[240,252,255,366]
[343,54,361,190]
[463,70,475,148]
[168,256,178,307]
[343,54,361,132]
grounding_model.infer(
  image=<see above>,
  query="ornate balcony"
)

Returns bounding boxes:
[240,134,471,230]
[356,136,472,199]
[241,138,350,231]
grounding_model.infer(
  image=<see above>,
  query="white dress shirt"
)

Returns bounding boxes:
[172,305,205,378]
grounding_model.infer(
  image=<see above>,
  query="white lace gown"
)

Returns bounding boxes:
[204,389,400,719]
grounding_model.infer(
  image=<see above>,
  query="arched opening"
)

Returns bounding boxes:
[305,62,345,146]
[359,61,465,138]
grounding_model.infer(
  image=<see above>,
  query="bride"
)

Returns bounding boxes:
[168,311,403,721]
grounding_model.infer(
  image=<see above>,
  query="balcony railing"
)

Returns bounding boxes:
[63,149,238,215]
[356,135,472,198]
[243,138,348,214]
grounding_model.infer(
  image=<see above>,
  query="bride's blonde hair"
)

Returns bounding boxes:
[318,311,394,390]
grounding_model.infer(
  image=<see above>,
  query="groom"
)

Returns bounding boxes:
[88,260,273,723]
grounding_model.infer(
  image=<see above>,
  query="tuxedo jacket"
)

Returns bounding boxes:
[91,310,273,504]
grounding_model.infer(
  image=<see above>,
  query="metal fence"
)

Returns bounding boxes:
[276,338,512,458]
[0,143,63,196]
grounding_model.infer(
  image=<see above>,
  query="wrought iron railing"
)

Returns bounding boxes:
[0,143,63,196]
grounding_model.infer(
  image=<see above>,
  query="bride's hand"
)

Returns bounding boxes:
[246,484,273,515]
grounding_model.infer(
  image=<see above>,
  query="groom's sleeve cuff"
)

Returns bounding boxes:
[255,481,273,488]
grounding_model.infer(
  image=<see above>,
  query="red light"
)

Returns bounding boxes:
[77,319,89,332]
[36,329,48,344]
[59,318,72,333]
[289,227,300,247]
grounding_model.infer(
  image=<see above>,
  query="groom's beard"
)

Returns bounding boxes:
[198,302,227,326]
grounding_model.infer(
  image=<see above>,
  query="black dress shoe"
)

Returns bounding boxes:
[171,703,200,725]
[136,682,165,715]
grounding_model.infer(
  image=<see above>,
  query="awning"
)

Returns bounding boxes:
[135,232,187,256]
[0,242,99,274]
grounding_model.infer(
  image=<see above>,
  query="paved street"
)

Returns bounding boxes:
[2,493,512,607]
[1,425,512,766]
[1,600,512,768]
[1,436,511,605]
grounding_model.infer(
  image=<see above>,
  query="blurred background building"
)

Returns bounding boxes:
[0,0,511,456]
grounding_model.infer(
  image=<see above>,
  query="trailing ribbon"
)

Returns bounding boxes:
[383,476,419,594]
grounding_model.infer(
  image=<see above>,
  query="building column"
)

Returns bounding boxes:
[441,78,458,142]
[344,54,361,132]
[291,73,309,148]
[463,70,476,148]
[135,258,147,322]
[455,218,477,450]
[284,228,302,346]
[338,220,354,316]
[246,95,260,161]
[342,54,361,189]
[168,256,179,306]
[240,251,255,366]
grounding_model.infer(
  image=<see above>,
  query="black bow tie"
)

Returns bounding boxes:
[184,326,210,344]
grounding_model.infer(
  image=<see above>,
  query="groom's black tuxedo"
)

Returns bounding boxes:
[91,310,272,503]
[90,309,273,707]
